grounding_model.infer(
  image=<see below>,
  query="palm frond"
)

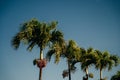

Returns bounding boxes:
[51,30,64,44]
[11,34,20,49]
[80,47,86,55]
[27,41,36,51]
[46,49,55,62]
[33,59,37,65]
[49,21,57,30]
[87,47,93,53]
[110,55,120,66]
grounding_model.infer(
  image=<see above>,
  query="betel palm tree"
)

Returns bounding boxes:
[46,40,80,80]
[11,19,65,80]
[63,40,80,80]
[80,47,95,80]
[70,47,95,80]
[95,50,120,80]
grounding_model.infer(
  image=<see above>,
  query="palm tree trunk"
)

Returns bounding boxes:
[39,49,43,80]
[39,68,42,80]
[68,59,71,80]
[85,67,88,80]
[100,68,102,80]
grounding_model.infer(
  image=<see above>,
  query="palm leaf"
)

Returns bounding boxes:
[46,49,55,62]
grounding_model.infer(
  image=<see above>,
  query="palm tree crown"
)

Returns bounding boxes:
[12,19,64,51]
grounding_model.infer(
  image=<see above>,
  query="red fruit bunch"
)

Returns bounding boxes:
[62,70,69,78]
[36,59,47,68]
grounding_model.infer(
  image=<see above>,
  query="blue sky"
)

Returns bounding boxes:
[0,0,120,80]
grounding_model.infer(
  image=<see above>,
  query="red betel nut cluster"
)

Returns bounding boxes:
[36,59,47,68]
[62,70,68,78]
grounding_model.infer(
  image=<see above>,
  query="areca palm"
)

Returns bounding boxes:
[11,19,64,80]
[70,47,95,80]
[80,47,95,80]
[46,40,80,80]
[95,50,120,80]
[63,40,80,80]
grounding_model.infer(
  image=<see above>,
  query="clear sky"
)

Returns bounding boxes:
[0,0,120,80]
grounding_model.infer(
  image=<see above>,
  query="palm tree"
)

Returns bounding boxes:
[64,40,80,80]
[11,18,64,80]
[70,47,95,80]
[95,50,120,80]
[79,47,95,80]
[111,71,120,80]
[46,40,80,80]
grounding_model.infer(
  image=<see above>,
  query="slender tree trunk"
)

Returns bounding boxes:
[68,59,71,80]
[100,68,102,80]
[39,68,42,80]
[85,67,88,80]
[39,49,43,80]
